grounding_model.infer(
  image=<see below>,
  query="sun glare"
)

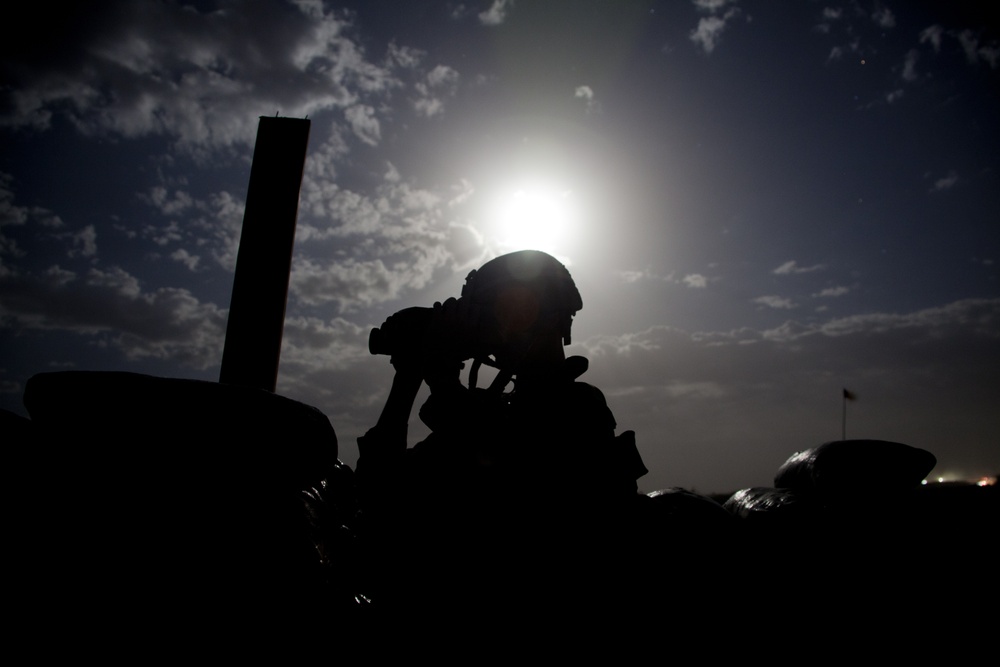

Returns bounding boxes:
[492,186,574,256]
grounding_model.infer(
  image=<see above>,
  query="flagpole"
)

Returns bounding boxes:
[842,391,847,440]
[841,388,855,440]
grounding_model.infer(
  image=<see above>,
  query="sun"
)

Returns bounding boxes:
[491,185,575,256]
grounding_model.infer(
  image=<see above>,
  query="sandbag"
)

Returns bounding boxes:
[774,439,936,495]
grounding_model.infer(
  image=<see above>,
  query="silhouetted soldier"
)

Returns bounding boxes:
[356,250,646,616]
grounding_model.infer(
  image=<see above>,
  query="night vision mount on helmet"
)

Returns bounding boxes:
[368,250,582,390]
[461,250,582,346]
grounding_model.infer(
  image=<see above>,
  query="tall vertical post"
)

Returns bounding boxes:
[841,388,856,440]
[220,117,310,391]
[842,395,847,440]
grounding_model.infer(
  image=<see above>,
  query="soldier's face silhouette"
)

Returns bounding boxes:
[493,286,540,341]
[487,286,564,375]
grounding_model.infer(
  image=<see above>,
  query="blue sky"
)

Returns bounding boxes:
[2,0,997,492]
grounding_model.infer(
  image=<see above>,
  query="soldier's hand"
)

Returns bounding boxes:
[421,298,474,389]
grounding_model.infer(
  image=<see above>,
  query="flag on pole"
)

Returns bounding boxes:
[843,388,856,401]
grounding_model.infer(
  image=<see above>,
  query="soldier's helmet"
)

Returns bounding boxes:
[461,250,582,350]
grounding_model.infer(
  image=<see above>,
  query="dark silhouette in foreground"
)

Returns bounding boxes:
[355,250,648,615]
[9,372,996,641]
[6,253,995,641]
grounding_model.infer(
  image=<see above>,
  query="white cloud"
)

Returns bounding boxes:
[297,159,473,298]
[773,260,824,275]
[587,299,1000,360]
[872,5,895,29]
[902,49,919,82]
[615,268,678,284]
[886,88,904,104]
[694,0,735,10]
[448,178,475,207]
[954,30,997,67]
[0,175,30,229]
[574,85,600,114]
[583,329,665,358]
[290,160,480,313]
[290,254,442,311]
[299,129,351,206]
[816,299,999,338]
[45,265,77,287]
[344,104,381,145]
[280,315,371,372]
[479,0,513,26]
[813,286,850,298]
[930,171,958,192]
[146,187,194,216]
[0,2,400,152]
[0,265,227,369]
[427,64,460,89]
[753,295,797,309]
[617,270,647,284]
[415,65,460,117]
[171,248,200,271]
[200,191,245,272]
[683,273,708,288]
[920,25,943,53]
[144,221,183,247]
[387,42,425,69]
[414,97,445,117]
[384,162,402,184]
[958,30,979,64]
[690,17,728,54]
[139,188,245,271]
[689,0,742,55]
[1,174,66,266]
[815,6,842,32]
[296,159,460,272]
[298,186,382,240]
[979,44,1000,69]
[85,266,141,298]
[69,225,98,258]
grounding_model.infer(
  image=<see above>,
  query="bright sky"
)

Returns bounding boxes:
[1,0,998,492]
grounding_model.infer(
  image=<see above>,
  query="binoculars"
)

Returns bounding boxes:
[368,306,438,358]
[368,300,489,363]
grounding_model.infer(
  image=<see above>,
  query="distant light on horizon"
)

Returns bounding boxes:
[922,474,995,486]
